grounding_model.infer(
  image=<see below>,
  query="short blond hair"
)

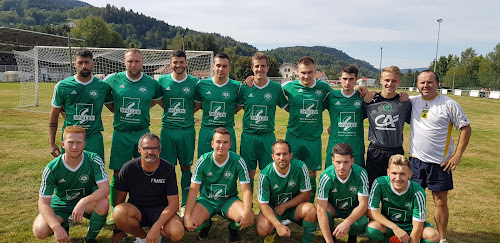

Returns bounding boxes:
[382,66,402,78]
[63,126,86,140]
[125,48,142,58]
[388,154,410,168]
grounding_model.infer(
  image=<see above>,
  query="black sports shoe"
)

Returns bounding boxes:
[347,234,357,243]
[228,222,239,243]
[197,219,212,241]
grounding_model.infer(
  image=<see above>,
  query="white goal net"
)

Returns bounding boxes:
[13,46,213,113]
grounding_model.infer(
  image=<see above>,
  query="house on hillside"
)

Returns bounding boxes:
[315,71,328,81]
[280,63,297,81]
[357,77,376,86]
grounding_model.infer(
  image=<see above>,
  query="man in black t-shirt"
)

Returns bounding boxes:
[112,133,184,243]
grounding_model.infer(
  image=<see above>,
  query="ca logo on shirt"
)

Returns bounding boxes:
[209,184,227,200]
[120,97,141,117]
[336,197,353,210]
[277,192,292,205]
[209,101,226,120]
[250,105,268,124]
[374,114,399,131]
[168,98,186,116]
[74,104,95,125]
[300,99,318,118]
[388,208,407,222]
[338,112,357,131]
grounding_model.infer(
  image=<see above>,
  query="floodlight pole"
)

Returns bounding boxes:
[379,47,383,82]
[434,19,443,73]
[68,32,72,74]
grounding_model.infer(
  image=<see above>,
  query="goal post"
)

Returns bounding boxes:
[13,46,214,113]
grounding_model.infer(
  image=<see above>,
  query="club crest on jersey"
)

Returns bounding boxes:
[336,197,353,210]
[288,180,296,188]
[264,92,272,101]
[138,86,147,94]
[354,100,362,108]
[168,98,186,116]
[74,104,95,125]
[222,91,230,99]
[383,103,392,111]
[375,114,399,131]
[79,174,89,183]
[338,112,357,131]
[250,105,268,124]
[89,90,98,99]
[349,186,357,193]
[120,97,141,117]
[209,184,227,200]
[224,171,232,179]
[209,101,226,120]
[182,86,191,94]
[300,99,318,118]
[278,192,292,205]
[405,202,411,209]
[388,208,407,222]
[315,90,322,96]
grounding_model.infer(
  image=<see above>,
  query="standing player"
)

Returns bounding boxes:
[256,139,317,243]
[112,133,184,243]
[194,53,242,157]
[33,126,109,243]
[282,56,333,202]
[317,143,369,243]
[238,52,288,193]
[183,127,253,243]
[364,66,412,185]
[325,65,365,168]
[105,48,163,222]
[409,71,471,243]
[49,48,111,161]
[366,155,440,243]
[157,50,198,211]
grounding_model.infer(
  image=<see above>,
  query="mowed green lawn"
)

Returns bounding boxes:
[0,82,499,242]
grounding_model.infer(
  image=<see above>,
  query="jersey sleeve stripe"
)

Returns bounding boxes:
[50,82,60,107]
[39,167,51,196]
[93,156,108,181]
[238,158,251,182]
[191,156,205,183]
[301,164,312,190]
[412,217,426,222]
[257,173,265,202]
[415,190,426,220]
[360,170,369,195]
[317,174,330,199]
[95,178,109,184]
[368,180,378,207]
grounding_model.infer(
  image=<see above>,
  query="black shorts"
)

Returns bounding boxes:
[365,143,404,186]
[132,203,165,227]
[410,157,453,191]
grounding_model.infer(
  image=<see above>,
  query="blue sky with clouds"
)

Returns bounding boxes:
[84,0,500,70]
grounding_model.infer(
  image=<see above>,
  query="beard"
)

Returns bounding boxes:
[79,69,91,77]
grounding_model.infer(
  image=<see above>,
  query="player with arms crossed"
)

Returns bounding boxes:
[194,53,242,156]
[183,127,253,243]
[325,65,366,168]
[105,48,163,222]
[112,133,184,243]
[49,48,111,161]
[366,155,439,243]
[256,139,317,243]
[409,71,471,243]
[33,126,109,243]
[317,143,369,243]
[238,52,288,193]
[364,66,412,186]
[156,49,198,212]
[282,56,333,202]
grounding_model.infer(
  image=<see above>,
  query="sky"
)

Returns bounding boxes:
[83,0,500,70]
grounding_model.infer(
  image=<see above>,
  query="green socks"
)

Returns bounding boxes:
[110,175,117,209]
[366,227,385,242]
[249,179,254,195]
[85,212,107,240]
[309,176,316,203]
[181,171,192,206]
[302,220,317,243]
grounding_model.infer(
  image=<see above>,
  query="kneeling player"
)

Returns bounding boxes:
[256,139,317,243]
[112,133,184,243]
[317,143,369,243]
[33,126,109,243]
[366,155,440,243]
[183,127,253,243]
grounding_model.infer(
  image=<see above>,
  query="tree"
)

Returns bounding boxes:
[233,56,253,80]
[268,57,281,77]
[71,15,125,48]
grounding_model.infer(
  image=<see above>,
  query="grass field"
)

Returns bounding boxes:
[1,82,499,242]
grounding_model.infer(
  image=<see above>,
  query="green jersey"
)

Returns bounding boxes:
[192,151,250,201]
[39,151,108,208]
[368,176,427,224]
[325,89,365,155]
[282,80,332,140]
[51,75,112,135]
[240,80,288,134]
[194,77,242,128]
[317,164,369,211]
[158,73,198,129]
[257,159,311,206]
[106,72,162,131]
